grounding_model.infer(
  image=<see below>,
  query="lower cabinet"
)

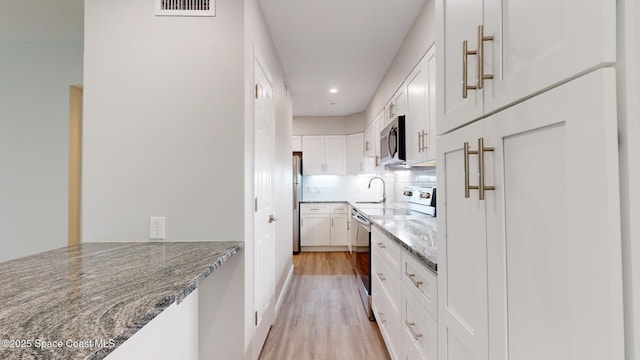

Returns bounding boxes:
[372,226,437,360]
[300,203,348,248]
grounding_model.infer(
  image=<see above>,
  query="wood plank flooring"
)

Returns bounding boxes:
[259,252,390,360]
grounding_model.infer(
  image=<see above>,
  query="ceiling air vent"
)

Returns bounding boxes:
[156,0,215,17]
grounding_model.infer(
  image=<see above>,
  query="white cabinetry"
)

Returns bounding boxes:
[372,226,438,360]
[436,0,616,135]
[437,69,623,360]
[302,135,346,175]
[406,46,437,165]
[364,111,383,168]
[346,133,364,175]
[372,227,402,360]
[300,204,331,246]
[386,85,407,128]
[330,203,348,246]
[292,135,302,152]
[300,203,349,249]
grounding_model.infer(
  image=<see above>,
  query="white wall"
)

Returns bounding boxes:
[244,0,294,357]
[365,0,435,124]
[0,40,83,262]
[293,112,366,135]
[83,0,245,242]
[618,0,640,357]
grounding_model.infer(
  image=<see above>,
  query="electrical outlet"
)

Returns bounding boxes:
[150,216,165,240]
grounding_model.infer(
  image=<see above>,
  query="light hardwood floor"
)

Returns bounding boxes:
[259,252,391,360]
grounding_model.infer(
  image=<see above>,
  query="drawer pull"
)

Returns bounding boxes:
[377,242,386,249]
[377,312,386,324]
[310,208,320,211]
[405,272,423,288]
[377,273,386,282]
[405,320,423,340]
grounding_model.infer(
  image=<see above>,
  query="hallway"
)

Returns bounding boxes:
[259,252,390,359]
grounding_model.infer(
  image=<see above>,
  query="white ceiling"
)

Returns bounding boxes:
[258,0,426,117]
[2,0,426,117]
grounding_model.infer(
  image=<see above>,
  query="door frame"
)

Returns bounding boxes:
[68,85,83,247]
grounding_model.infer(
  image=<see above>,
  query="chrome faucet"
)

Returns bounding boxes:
[368,176,386,203]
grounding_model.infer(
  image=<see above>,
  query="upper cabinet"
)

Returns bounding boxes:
[302,135,346,175]
[364,111,383,167]
[436,0,616,135]
[292,135,302,152]
[405,45,437,165]
[385,85,407,129]
[346,133,364,175]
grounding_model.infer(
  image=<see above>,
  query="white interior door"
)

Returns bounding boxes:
[253,54,276,359]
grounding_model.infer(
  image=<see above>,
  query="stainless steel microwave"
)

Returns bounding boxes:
[380,115,406,165]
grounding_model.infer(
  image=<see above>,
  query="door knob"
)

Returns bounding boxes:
[269,215,279,223]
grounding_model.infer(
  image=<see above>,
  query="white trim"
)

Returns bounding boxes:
[275,264,295,316]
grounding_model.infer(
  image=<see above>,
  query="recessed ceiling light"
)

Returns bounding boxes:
[329,88,338,93]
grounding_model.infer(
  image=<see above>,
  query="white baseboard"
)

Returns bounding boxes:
[275,264,294,316]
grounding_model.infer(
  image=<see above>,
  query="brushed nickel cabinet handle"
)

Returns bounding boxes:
[464,141,478,198]
[462,40,477,99]
[405,320,423,340]
[377,272,386,282]
[464,138,494,200]
[477,25,494,90]
[405,272,423,288]
[477,137,495,200]
[378,312,386,324]
[377,242,386,249]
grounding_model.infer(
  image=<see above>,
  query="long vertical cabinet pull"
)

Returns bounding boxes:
[464,138,495,200]
[477,25,494,90]
[462,40,477,98]
[462,25,494,98]
[464,142,479,198]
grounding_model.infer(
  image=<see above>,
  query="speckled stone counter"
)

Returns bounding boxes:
[0,241,243,360]
[370,217,437,273]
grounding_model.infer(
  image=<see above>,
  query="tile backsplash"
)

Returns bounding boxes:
[301,167,436,203]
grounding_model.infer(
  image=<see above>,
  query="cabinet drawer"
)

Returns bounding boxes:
[403,287,437,360]
[372,276,401,360]
[329,203,348,214]
[402,251,437,320]
[373,252,401,317]
[300,203,330,214]
[372,227,402,272]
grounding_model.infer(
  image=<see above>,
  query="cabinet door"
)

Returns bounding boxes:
[324,135,347,175]
[330,214,348,246]
[292,135,302,152]
[484,68,623,360]
[300,214,330,246]
[406,56,427,164]
[346,133,364,175]
[302,136,325,175]
[436,120,489,360]
[392,85,407,120]
[483,0,615,115]
[436,0,484,135]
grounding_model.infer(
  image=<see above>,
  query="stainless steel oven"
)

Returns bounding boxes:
[351,207,373,320]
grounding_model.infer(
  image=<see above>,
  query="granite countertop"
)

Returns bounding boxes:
[0,241,243,360]
[370,216,437,273]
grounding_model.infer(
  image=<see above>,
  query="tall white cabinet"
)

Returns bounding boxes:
[436,0,623,359]
[437,15,623,360]
[437,0,616,135]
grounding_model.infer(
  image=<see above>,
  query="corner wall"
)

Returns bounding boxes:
[83,0,245,242]
[0,40,83,262]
